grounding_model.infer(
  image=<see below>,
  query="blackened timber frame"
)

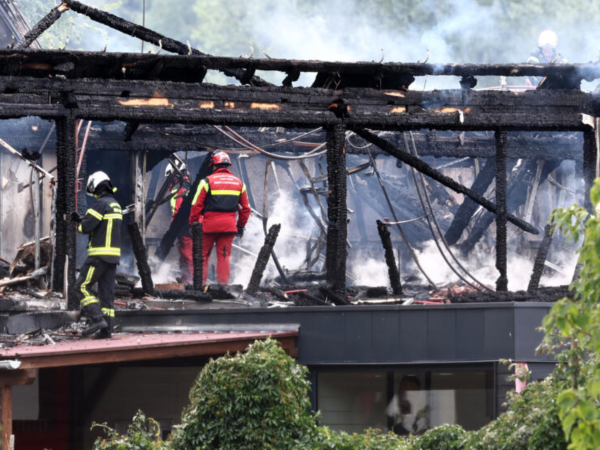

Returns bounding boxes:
[0,52,598,295]
[3,49,600,84]
[54,112,77,305]
[326,125,348,297]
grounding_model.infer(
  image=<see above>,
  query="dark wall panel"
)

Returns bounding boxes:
[115,303,553,366]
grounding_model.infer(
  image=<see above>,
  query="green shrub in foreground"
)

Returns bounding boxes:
[318,427,412,450]
[170,338,321,450]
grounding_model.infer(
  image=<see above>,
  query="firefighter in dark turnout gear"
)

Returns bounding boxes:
[189,151,250,285]
[72,171,122,338]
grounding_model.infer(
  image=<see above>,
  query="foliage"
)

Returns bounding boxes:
[539,179,600,450]
[92,410,166,450]
[318,427,413,450]
[19,0,121,50]
[169,338,321,450]
[413,424,467,450]
[465,377,567,450]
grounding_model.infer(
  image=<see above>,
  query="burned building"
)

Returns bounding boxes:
[0,1,599,449]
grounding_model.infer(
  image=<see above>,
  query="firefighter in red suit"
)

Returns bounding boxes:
[189,151,251,285]
[166,161,193,283]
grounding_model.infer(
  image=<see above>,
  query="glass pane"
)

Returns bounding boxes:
[317,372,388,433]
[390,368,493,435]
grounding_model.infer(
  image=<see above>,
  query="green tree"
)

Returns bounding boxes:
[540,179,600,450]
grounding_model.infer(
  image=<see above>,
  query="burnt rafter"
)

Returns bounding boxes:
[3,48,600,85]
[354,129,539,235]
[14,3,70,50]
[61,0,272,87]
[0,73,595,131]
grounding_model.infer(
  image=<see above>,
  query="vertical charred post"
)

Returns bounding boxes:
[583,128,597,213]
[444,158,496,245]
[128,222,154,295]
[191,222,203,290]
[495,130,508,292]
[325,124,348,298]
[376,220,403,296]
[527,223,554,292]
[246,224,281,296]
[54,115,77,308]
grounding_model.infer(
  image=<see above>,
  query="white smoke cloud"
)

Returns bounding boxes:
[412,240,578,291]
[348,254,391,287]
[228,189,319,286]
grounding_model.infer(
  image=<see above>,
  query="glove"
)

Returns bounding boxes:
[237,226,244,238]
[71,211,83,223]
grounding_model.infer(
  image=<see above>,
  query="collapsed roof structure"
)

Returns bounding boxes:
[0,1,599,449]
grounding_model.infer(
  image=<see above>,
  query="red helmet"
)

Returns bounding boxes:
[210,151,231,167]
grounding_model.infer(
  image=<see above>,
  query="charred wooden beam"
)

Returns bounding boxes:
[123,121,140,142]
[318,285,351,305]
[0,75,590,131]
[376,220,403,296]
[583,128,597,213]
[14,4,69,50]
[156,152,212,260]
[355,129,539,235]
[0,75,590,112]
[6,48,600,82]
[445,157,496,245]
[62,0,272,87]
[246,224,281,296]
[128,222,154,295]
[3,125,584,161]
[191,222,203,290]
[457,159,536,254]
[527,223,554,293]
[325,124,348,298]
[495,130,508,292]
[53,114,77,303]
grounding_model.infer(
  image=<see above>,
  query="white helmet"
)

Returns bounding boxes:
[165,159,187,178]
[538,29,558,49]
[86,171,112,196]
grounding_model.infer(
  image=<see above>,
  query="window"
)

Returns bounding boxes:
[317,366,493,435]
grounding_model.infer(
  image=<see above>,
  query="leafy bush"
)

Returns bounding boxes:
[170,338,321,450]
[92,410,166,450]
[465,377,566,450]
[318,427,412,450]
[413,424,467,450]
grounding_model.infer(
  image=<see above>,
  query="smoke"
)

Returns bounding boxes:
[412,240,578,291]
[348,254,391,287]
[228,189,318,286]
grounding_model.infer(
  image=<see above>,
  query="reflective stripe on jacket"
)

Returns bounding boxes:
[78,193,122,263]
[189,168,251,233]
[170,186,191,237]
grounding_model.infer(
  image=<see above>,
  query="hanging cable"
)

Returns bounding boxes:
[403,133,482,291]
[217,125,328,160]
[366,149,437,288]
[406,131,494,292]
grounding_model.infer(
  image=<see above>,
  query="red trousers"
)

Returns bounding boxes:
[177,236,193,284]
[201,233,235,285]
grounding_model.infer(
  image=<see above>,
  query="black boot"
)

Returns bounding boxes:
[82,317,108,336]
[92,328,112,339]
[93,316,113,339]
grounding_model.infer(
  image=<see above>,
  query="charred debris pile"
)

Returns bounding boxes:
[1,0,599,318]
